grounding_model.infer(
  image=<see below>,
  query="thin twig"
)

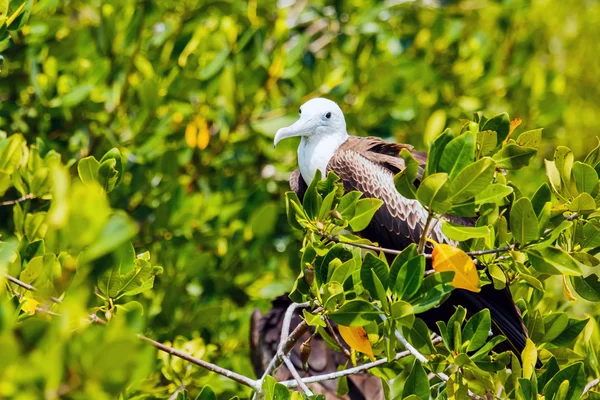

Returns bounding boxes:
[0,193,34,206]
[167,384,187,400]
[418,212,435,254]
[282,337,444,388]
[329,236,514,260]
[138,334,260,391]
[325,318,351,358]
[4,273,63,304]
[259,302,312,387]
[584,378,600,395]
[283,356,314,396]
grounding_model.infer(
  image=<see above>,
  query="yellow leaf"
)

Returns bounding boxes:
[21,298,40,315]
[506,118,523,142]
[562,276,577,301]
[195,117,210,150]
[338,325,375,361]
[185,120,197,148]
[522,338,537,379]
[430,241,480,292]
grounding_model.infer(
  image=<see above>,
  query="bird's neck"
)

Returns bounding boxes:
[298,131,349,185]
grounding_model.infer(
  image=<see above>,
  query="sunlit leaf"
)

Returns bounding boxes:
[429,241,480,292]
[338,325,375,361]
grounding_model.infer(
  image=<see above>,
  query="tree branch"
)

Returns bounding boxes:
[418,212,435,254]
[584,378,600,395]
[138,334,260,391]
[4,273,63,304]
[0,193,34,206]
[329,236,515,260]
[325,318,351,358]
[259,302,312,385]
[283,356,314,396]
[282,337,443,388]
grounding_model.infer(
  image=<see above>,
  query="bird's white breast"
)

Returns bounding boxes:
[298,133,348,185]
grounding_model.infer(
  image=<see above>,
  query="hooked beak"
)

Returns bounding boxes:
[273,118,316,148]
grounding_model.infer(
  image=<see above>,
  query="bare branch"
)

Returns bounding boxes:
[138,334,260,391]
[325,318,351,358]
[0,193,34,206]
[283,356,314,396]
[167,384,187,400]
[328,236,514,260]
[4,273,63,304]
[259,302,312,386]
[584,378,600,395]
[418,212,435,254]
[282,338,443,388]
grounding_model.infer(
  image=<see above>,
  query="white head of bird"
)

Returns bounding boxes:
[274,98,349,185]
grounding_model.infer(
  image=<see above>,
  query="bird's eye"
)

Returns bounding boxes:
[325,112,332,119]
[299,108,302,115]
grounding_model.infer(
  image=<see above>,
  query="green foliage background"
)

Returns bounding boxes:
[1,0,600,398]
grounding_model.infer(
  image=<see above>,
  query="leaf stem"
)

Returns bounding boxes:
[418,212,435,254]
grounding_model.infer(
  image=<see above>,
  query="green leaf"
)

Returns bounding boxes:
[329,299,381,327]
[493,143,537,170]
[387,243,417,289]
[417,173,451,213]
[348,198,383,231]
[97,159,119,193]
[555,146,575,190]
[568,193,596,214]
[249,202,278,237]
[441,222,490,241]
[426,128,453,176]
[516,129,543,148]
[543,362,585,400]
[360,252,389,295]
[527,247,582,276]
[582,221,600,249]
[401,359,429,400]
[303,170,322,219]
[80,212,139,264]
[411,272,455,314]
[462,309,491,352]
[511,197,539,244]
[394,256,425,300]
[390,300,414,327]
[482,112,510,142]
[285,191,305,230]
[338,191,362,220]
[546,159,563,194]
[532,183,552,216]
[316,244,352,286]
[550,318,589,347]
[450,157,496,203]
[319,190,338,220]
[474,184,513,206]
[100,148,125,187]
[584,137,600,166]
[439,132,475,179]
[572,161,598,195]
[476,130,497,158]
[571,275,600,301]
[77,156,100,186]
[195,385,217,400]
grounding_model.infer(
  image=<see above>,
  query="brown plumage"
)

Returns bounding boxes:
[291,135,529,357]
[250,295,384,399]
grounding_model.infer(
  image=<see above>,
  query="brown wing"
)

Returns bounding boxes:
[250,295,384,400]
[328,137,449,249]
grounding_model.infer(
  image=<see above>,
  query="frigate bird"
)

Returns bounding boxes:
[272,97,529,358]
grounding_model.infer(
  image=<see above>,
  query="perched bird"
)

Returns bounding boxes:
[272,97,529,358]
[250,295,384,399]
